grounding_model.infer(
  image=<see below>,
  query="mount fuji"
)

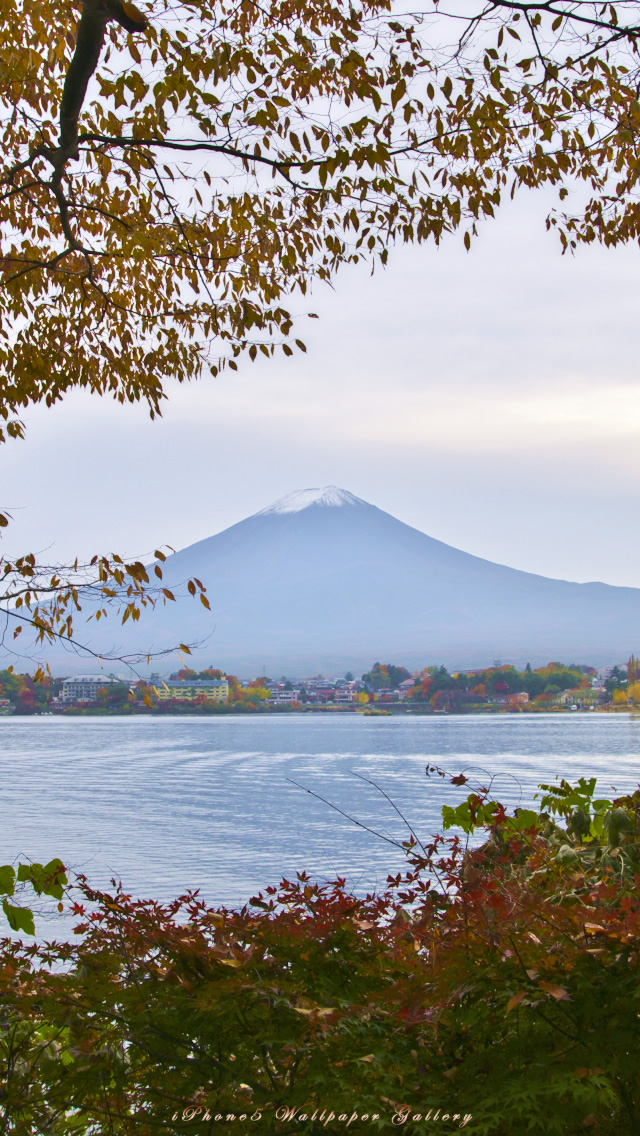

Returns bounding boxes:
[67,486,640,674]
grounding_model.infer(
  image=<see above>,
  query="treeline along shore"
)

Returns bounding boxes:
[1,657,638,715]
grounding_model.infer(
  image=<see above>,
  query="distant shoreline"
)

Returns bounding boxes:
[7,704,630,718]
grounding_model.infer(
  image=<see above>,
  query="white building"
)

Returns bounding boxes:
[266,689,300,704]
[60,675,123,703]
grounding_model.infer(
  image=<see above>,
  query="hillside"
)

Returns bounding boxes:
[57,486,640,675]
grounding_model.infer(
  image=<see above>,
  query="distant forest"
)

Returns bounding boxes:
[0,658,636,713]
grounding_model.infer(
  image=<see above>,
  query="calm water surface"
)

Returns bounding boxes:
[2,713,640,909]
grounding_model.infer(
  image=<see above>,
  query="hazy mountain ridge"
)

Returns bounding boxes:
[59,487,640,674]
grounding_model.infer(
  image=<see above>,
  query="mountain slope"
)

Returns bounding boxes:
[67,486,640,673]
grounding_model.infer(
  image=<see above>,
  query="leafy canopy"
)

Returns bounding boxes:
[3,0,640,445]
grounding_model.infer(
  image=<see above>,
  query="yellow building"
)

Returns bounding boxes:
[153,679,229,703]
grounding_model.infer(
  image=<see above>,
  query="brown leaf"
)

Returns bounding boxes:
[538,981,571,1001]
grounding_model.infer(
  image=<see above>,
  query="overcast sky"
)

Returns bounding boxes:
[2,185,640,587]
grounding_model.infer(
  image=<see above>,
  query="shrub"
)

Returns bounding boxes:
[1,774,639,1133]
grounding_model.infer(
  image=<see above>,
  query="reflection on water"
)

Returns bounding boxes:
[2,713,639,909]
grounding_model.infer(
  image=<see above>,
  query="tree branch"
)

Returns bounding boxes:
[59,0,148,161]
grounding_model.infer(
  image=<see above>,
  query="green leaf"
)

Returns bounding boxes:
[42,858,67,898]
[589,813,606,840]
[510,809,538,832]
[17,859,67,899]
[443,797,500,834]
[2,897,35,935]
[442,801,474,834]
[0,864,15,896]
[442,802,470,832]
[556,844,579,866]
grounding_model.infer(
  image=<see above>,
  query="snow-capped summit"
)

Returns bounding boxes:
[56,486,640,674]
[255,486,364,516]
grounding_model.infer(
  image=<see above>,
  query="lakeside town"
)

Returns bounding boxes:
[1,657,638,715]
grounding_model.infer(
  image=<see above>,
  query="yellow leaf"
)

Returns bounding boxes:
[293,1005,336,1017]
[505,991,526,1014]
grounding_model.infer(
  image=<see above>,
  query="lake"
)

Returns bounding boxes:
[2,713,640,910]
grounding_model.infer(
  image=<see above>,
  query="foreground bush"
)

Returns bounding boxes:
[1,773,639,1134]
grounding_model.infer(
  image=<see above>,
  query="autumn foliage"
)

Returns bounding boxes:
[404,661,594,707]
[1,772,640,1133]
[4,0,640,447]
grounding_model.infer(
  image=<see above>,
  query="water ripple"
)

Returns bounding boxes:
[1,714,638,909]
